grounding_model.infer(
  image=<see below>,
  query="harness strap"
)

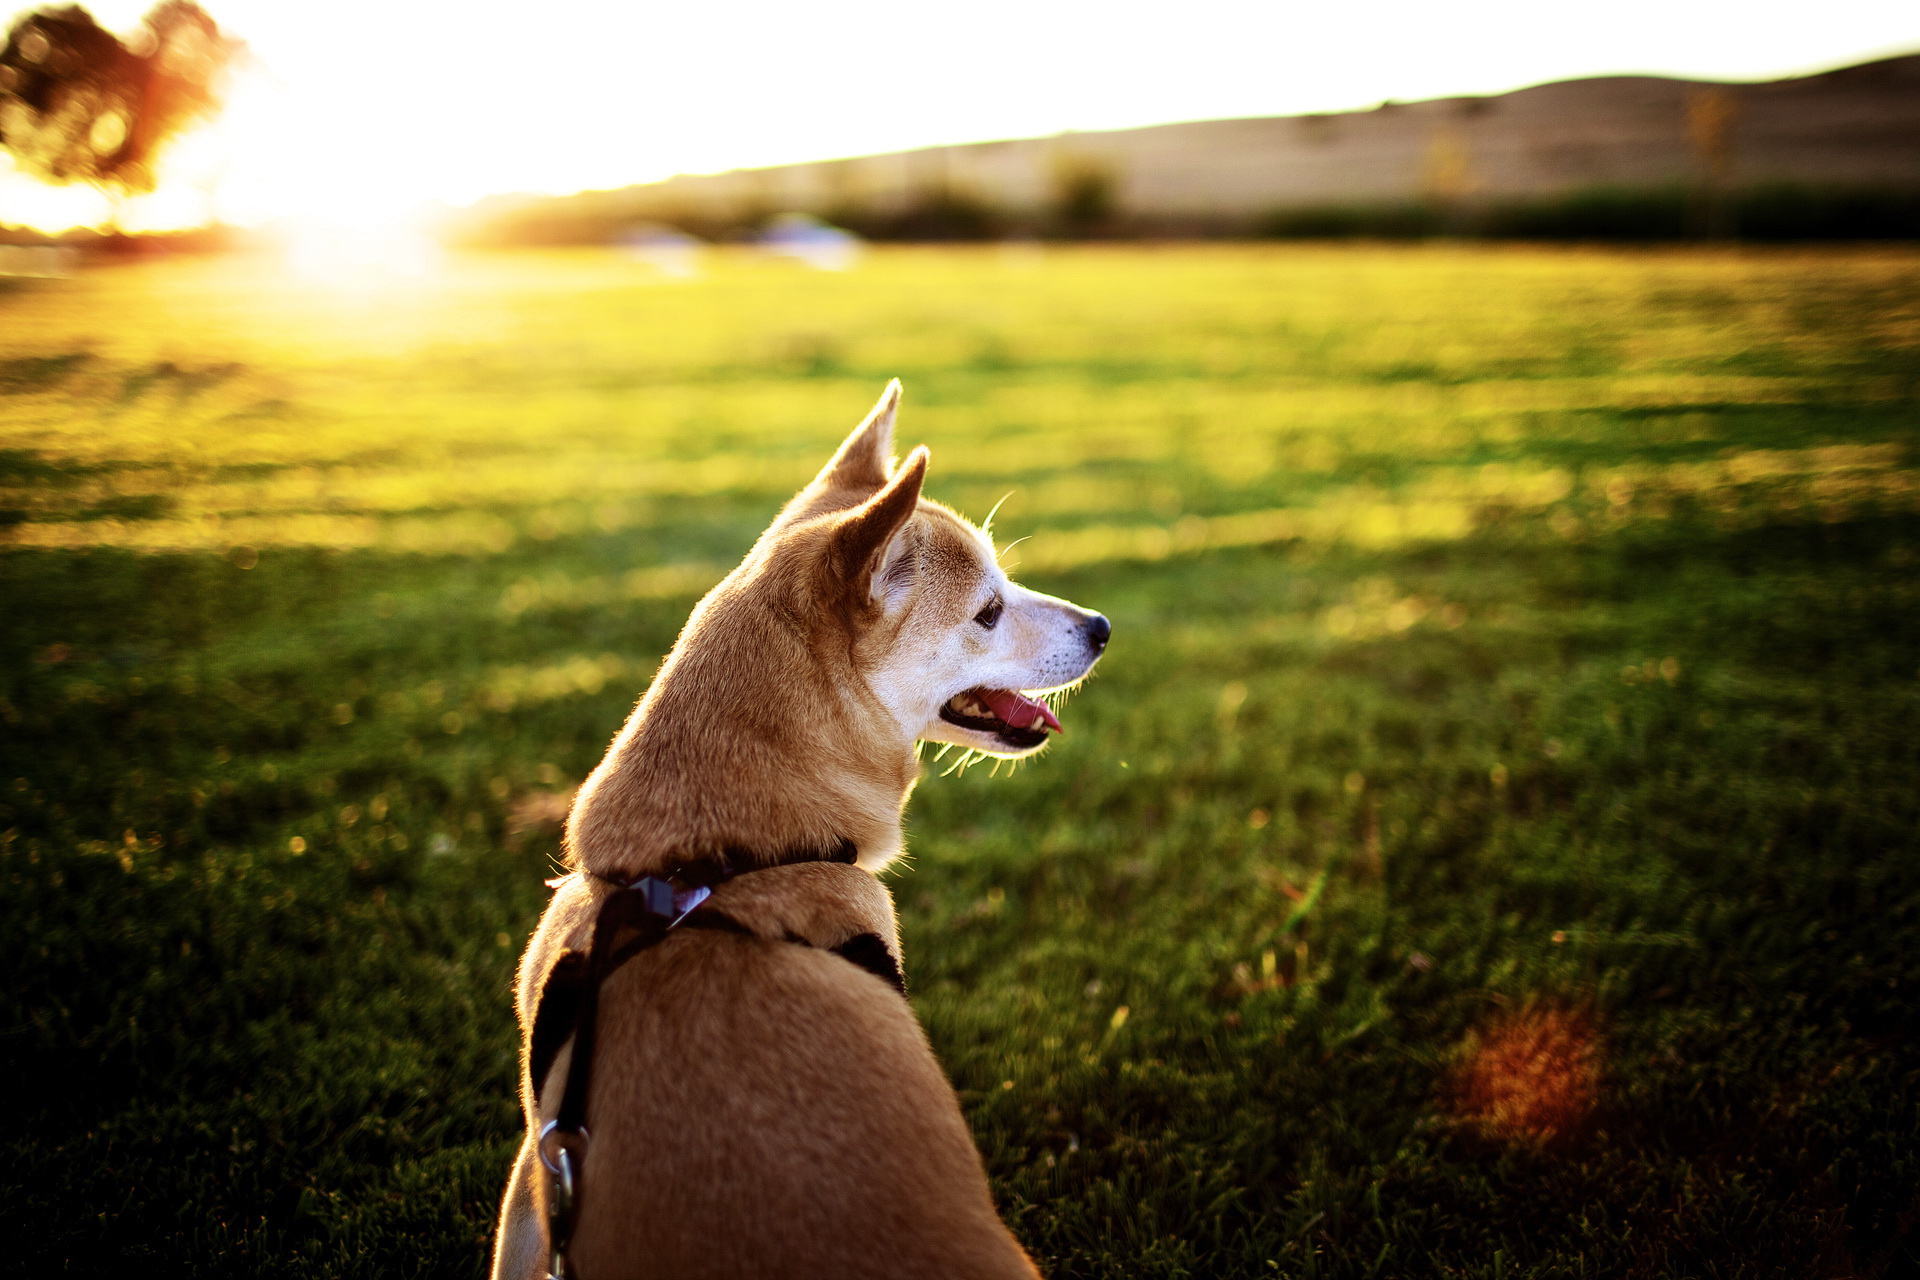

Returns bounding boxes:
[552,884,670,1140]
[528,918,903,1097]
[828,931,907,995]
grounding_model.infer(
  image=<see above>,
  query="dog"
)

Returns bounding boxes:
[490,381,1109,1280]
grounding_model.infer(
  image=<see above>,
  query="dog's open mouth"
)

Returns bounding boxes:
[939,687,1062,749]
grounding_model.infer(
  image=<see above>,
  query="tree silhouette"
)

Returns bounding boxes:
[0,2,238,201]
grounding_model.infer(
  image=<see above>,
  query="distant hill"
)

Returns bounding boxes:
[451,55,1920,242]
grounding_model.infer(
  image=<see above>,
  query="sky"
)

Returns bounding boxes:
[3,0,1918,232]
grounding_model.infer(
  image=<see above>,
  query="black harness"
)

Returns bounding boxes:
[530,840,905,1280]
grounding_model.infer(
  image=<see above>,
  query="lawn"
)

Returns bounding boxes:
[2,243,1917,1278]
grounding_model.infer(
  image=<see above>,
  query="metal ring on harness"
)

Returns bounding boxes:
[538,1118,589,1178]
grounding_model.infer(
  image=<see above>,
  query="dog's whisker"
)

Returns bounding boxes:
[982,491,1015,539]
[944,747,988,778]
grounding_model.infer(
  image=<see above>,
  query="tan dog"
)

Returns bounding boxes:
[491,381,1109,1280]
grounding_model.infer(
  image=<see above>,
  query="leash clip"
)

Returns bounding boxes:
[539,1119,588,1279]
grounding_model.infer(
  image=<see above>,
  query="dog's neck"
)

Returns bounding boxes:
[564,583,920,879]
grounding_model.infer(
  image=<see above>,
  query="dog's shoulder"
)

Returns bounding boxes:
[704,861,900,958]
[515,876,607,1026]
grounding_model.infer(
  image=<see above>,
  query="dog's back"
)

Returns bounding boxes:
[500,866,1037,1280]
[572,924,1032,1278]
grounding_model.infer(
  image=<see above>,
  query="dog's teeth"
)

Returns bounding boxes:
[945,692,999,721]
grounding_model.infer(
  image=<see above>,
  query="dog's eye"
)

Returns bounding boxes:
[973,597,1003,630]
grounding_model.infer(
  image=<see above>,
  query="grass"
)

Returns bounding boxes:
[2,243,1917,1278]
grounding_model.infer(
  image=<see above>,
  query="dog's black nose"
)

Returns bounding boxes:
[1084,613,1111,652]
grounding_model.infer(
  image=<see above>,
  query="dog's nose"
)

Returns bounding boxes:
[1084,613,1111,652]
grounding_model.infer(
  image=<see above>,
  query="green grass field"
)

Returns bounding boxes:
[3,244,1918,1278]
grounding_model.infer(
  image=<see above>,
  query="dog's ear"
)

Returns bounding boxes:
[812,379,901,494]
[829,445,927,606]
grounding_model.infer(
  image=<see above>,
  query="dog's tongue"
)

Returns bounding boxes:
[984,688,1062,733]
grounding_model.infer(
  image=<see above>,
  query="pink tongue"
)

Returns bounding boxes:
[983,689,1062,733]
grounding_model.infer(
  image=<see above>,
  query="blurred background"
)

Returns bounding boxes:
[2,2,1918,1277]
[1,0,1918,251]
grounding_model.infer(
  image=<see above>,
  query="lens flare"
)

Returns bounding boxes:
[1449,1006,1601,1143]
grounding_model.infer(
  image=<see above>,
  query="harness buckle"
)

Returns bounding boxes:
[632,874,710,923]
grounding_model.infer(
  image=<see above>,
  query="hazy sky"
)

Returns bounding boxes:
[5,0,1917,230]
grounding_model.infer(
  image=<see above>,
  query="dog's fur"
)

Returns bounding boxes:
[491,382,1107,1280]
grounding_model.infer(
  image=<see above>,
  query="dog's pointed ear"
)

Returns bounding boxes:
[813,379,901,493]
[830,445,927,604]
